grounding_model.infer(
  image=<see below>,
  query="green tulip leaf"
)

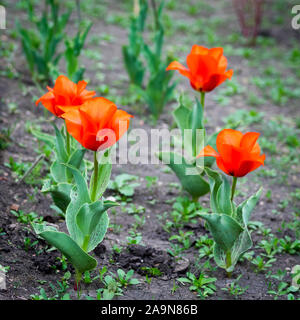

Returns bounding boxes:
[31,127,55,147]
[216,174,233,215]
[157,151,209,198]
[198,213,244,252]
[86,212,109,252]
[173,103,192,133]
[68,148,86,170]
[230,229,253,265]
[76,202,104,237]
[173,98,205,158]
[64,165,91,244]
[63,164,90,204]
[236,187,262,226]
[42,180,72,213]
[76,200,118,251]
[66,186,85,245]
[205,167,223,213]
[65,148,86,183]
[51,160,67,183]
[214,229,252,272]
[53,124,68,163]
[213,243,227,270]
[32,223,97,273]
[64,162,116,249]
[80,200,118,252]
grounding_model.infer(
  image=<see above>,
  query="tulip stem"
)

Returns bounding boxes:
[192,196,199,203]
[226,251,232,278]
[82,235,90,252]
[74,268,82,298]
[231,176,237,202]
[90,151,98,202]
[65,123,71,155]
[200,91,205,109]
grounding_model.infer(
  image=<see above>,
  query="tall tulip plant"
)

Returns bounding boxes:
[197,129,265,274]
[159,45,234,200]
[33,75,133,289]
[34,75,96,215]
[160,44,265,274]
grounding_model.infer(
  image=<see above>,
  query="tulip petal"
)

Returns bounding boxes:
[76,80,88,95]
[211,129,265,177]
[217,55,227,73]
[168,45,233,93]
[76,80,96,103]
[80,98,117,131]
[216,129,243,153]
[62,96,133,152]
[208,47,224,61]
[225,69,234,79]
[62,109,83,145]
[166,61,190,78]
[53,75,77,98]
[243,152,265,164]
[202,70,233,92]
[190,45,209,55]
[37,75,96,118]
[216,157,230,175]
[197,145,219,158]
[35,91,56,115]
[202,74,225,92]
[79,89,96,101]
[240,132,260,152]
[187,54,217,79]
[187,54,222,91]
[217,144,242,176]
[58,105,80,114]
[235,158,265,177]
[61,109,82,126]
[82,132,100,151]
[109,109,133,141]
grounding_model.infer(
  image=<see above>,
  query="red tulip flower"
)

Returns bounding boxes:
[197,129,265,177]
[166,45,233,92]
[61,97,133,151]
[36,75,96,117]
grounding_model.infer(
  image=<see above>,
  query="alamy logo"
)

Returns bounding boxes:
[0,5,5,29]
[292,5,300,30]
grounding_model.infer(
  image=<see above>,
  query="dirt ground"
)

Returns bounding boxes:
[0,0,299,300]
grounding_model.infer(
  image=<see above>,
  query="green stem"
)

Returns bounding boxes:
[231,176,237,202]
[90,151,99,202]
[75,268,82,298]
[82,235,90,252]
[192,196,199,203]
[200,91,205,109]
[65,123,71,156]
[226,251,232,278]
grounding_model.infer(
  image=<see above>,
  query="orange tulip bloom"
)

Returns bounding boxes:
[36,75,96,117]
[166,45,233,92]
[197,129,265,177]
[61,97,133,151]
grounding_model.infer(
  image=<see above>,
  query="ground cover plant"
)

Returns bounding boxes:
[15,0,92,84]
[0,0,299,301]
